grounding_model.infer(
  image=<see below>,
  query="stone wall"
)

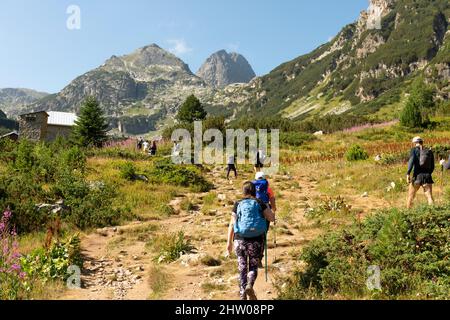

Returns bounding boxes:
[18,112,48,141]
[45,125,73,142]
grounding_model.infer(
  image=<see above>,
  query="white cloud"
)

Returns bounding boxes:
[166,39,193,56]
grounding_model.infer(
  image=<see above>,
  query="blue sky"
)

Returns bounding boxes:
[0,0,368,93]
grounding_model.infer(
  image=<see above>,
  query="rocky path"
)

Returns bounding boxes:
[60,167,323,300]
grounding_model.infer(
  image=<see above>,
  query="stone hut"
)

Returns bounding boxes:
[19,111,78,142]
[18,111,49,141]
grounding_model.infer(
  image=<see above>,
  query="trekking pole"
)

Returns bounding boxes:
[265,232,268,282]
[274,219,277,264]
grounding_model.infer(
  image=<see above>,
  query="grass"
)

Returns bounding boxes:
[201,282,227,293]
[148,265,170,300]
[146,231,195,264]
[200,255,222,267]
[87,157,181,220]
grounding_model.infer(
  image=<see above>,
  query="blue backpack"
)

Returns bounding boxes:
[253,179,270,203]
[234,199,267,238]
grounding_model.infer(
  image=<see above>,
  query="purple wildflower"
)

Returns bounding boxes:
[3,210,12,219]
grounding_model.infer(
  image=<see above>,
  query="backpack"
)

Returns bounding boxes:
[253,179,270,203]
[419,148,434,173]
[234,199,267,238]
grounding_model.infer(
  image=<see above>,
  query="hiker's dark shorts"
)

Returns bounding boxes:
[414,173,434,186]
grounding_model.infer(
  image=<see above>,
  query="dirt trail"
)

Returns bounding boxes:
[60,167,326,300]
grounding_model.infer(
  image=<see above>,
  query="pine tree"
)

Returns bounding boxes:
[72,97,108,148]
[176,95,207,124]
[400,81,434,128]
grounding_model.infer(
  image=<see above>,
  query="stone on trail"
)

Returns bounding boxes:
[179,253,207,267]
[362,192,369,198]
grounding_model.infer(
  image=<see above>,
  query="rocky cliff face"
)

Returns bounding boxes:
[196,50,256,88]
[32,44,212,115]
[29,44,217,134]
[228,0,449,120]
[0,88,49,117]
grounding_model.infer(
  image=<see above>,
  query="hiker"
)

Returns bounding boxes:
[227,154,238,180]
[253,172,277,267]
[143,140,149,153]
[406,137,435,209]
[150,141,157,156]
[253,172,277,212]
[227,181,275,301]
[254,149,265,173]
[137,137,143,150]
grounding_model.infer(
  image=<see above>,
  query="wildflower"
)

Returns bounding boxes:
[3,210,12,219]
[10,263,21,272]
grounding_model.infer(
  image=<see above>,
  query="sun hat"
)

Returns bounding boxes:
[255,172,266,180]
[412,136,424,144]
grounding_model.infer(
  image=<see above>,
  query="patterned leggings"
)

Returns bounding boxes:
[234,238,263,298]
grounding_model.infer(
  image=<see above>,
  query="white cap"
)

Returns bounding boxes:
[412,136,423,144]
[255,172,266,180]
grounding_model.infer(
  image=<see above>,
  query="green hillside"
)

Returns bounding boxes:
[239,0,449,121]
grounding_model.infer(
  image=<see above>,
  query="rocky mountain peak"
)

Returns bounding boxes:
[196,50,256,88]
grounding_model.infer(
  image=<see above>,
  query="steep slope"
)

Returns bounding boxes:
[196,50,256,88]
[31,44,214,134]
[231,0,449,120]
[0,88,49,117]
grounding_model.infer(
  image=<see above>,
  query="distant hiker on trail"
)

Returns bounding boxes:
[227,181,275,300]
[137,137,143,150]
[253,172,277,267]
[253,172,277,212]
[143,140,149,153]
[254,149,265,173]
[150,141,157,156]
[227,154,238,180]
[407,137,435,209]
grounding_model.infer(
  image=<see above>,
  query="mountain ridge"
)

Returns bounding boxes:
[196,50,256,88]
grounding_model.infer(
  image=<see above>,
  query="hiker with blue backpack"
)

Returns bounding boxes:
[227,181,275,300]
[407,137,435,209]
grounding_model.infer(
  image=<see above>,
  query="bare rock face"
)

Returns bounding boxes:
[0,88,49,117]
[196,50,256,88]
[29,44,214,134]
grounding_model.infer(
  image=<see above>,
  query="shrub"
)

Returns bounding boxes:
[345,145,369,161]
[119,162,137,181]
[21,235,82,283]
[278,203,450,299]
[150,231,195,264]
[280,132,316,147]
[305,196,352,220]
[146,159,212,192]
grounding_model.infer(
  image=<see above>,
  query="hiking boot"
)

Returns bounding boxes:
[245,284,257,300]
